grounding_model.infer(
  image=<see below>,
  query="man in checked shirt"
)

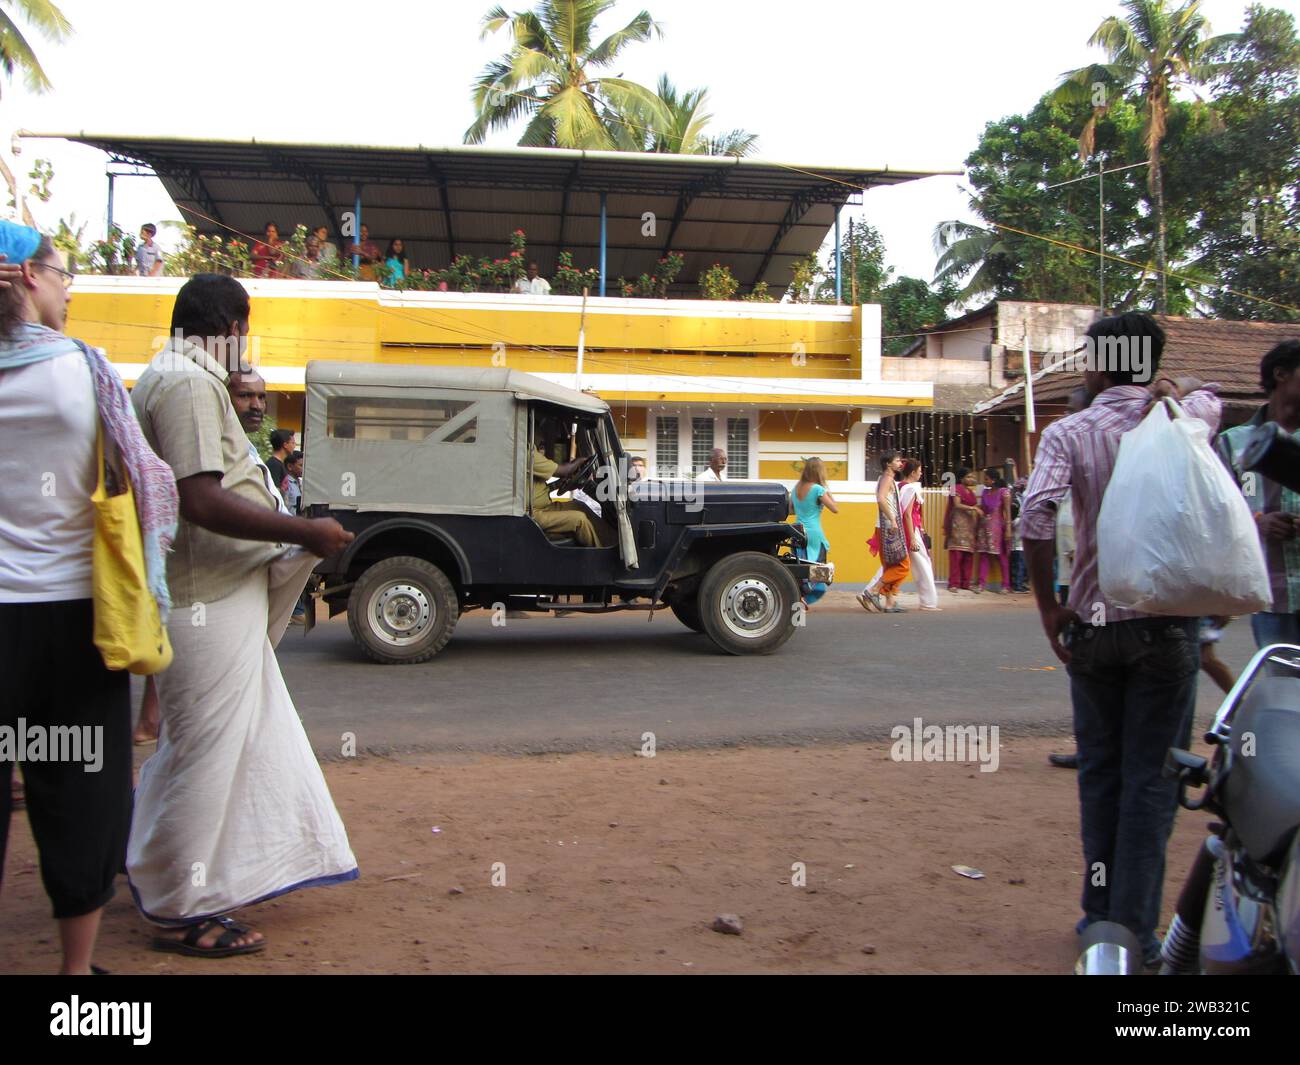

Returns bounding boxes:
[1020,312,1220,967]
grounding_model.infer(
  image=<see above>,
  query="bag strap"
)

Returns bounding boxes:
[93,419,107,500]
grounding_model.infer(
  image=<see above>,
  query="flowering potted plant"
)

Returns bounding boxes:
[699,262,738,300]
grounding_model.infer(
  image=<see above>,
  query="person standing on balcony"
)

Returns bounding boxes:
[251,222,283,278]
[697,448,726,481]
[135,224,164,277]
[349,224,381,281]
[974,467,1011,593]
[790,457,838,607]
[513,261,551,295]
[290,235,324,280]
[383,239,409,286]
[312,226,338,269]
[943,467,980,593]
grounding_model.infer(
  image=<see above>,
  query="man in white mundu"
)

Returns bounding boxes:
[128,275,358,957]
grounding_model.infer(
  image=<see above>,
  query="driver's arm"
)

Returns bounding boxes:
[554,456,589,478]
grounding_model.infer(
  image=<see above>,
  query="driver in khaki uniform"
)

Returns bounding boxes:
[532,446,616,547]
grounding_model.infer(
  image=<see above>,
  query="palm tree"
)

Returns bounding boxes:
[932,221,1013,304]
[0,0,72,97]
[1050,0,1236,312]
[621,75,758,157]
[465,0,669,150]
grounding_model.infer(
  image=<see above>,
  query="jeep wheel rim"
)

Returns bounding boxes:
[719,576,782,640]
[369,582,434,646]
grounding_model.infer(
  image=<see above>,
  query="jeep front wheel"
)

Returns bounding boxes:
[697,552,799,655]
[348,556,458,664]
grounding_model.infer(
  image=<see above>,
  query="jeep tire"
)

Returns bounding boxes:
[697,551,799,655]
[348,555,458,664]
[669,594,705,633]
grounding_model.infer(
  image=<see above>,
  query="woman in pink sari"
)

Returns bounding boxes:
[974,466,1012,593]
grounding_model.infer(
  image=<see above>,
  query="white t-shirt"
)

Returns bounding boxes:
[513,276,551,295]
[0,350,98,601]
[697,467,723,481]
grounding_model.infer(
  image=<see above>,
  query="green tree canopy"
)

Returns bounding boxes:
[0,0,72,96]
[1049,0,1238,311]
[1175,3,1300,320]
[464,0,668,149]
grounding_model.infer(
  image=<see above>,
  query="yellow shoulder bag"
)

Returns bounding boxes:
[91,422,173,674]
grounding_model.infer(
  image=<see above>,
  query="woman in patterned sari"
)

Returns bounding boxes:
[944,467,980,593]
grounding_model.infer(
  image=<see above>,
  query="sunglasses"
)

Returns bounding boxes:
[33,261,75,289]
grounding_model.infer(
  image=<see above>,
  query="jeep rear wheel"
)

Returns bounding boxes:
[348,556,458,664]
[697,552,799,655]
[669,595,705,633]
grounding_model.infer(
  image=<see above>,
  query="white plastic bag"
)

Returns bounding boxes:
[1097,398,1270,615]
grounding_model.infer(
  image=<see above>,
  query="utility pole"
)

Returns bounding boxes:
[1044,159,1148,311]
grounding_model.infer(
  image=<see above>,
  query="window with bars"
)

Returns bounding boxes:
[726,417,750,479]
[691,416,715,474]
[655,415,680,478]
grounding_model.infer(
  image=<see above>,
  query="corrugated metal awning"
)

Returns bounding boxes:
[33,133,956,296]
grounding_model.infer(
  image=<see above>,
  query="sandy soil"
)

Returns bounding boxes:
[1,734,1215,975]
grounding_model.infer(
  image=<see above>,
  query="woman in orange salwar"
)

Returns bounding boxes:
[875,451,911,613]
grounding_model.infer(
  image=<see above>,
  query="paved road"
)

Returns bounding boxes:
[270,598,1257,757]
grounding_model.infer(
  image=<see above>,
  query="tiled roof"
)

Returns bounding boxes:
[977,315,1298,414]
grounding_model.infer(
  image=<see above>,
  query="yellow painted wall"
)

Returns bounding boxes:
[760,459,848,480]
[66,285,861,382]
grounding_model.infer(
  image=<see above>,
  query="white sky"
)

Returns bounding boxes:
[0,0,1286,285]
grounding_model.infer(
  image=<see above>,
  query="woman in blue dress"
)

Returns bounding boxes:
[790,457,839,606]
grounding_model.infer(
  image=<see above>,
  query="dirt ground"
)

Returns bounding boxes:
[1,734,1216,974]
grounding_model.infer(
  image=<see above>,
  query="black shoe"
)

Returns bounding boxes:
[1048,752,1079,769]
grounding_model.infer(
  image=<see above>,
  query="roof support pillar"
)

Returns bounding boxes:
[599,192,607,297]
[834,208,842,305]
[352,185,362,271]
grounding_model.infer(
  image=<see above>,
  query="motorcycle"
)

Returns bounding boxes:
[1075,642,1300,976]
[1157,641,1300,974]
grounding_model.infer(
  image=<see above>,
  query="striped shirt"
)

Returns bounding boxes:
[1215,406,1300,614]
[1021,384,1221,623]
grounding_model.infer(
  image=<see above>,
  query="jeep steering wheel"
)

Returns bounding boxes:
[550,453,600,497]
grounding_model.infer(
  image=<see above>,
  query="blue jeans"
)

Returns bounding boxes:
[797,542,828,606]
[1009,550,1028,591]
[1065,616,1199,959]
[1251,610,1300,649]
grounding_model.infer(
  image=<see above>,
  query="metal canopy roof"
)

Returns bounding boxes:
[36,133,956,295]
